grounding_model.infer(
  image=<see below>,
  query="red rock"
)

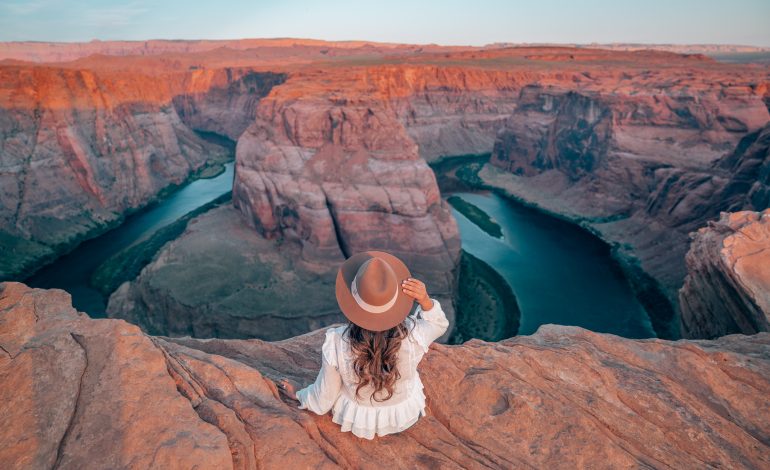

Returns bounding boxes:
[679,209,770,338]
[231,70,464,326]
[4,281,770,468]
[4,42,769,343]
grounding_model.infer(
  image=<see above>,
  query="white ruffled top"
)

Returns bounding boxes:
[296,298,449,440]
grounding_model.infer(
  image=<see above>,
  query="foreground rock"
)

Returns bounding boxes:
[679,210,770,338]
[5,282,770,469]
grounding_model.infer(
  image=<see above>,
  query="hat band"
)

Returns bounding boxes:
[350,276,399,314]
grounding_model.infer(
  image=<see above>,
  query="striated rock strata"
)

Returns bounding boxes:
[231,70,465,323]
[679,210,770,338]
[4,282,770,469]
[485,82,770,336]
[0,64,287,281]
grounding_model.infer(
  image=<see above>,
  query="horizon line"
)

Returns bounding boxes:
[1,37,769,50]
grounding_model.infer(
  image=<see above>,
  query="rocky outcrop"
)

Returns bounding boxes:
[231,70,463,325]
[679,210,770,338]
[4,282,770,469]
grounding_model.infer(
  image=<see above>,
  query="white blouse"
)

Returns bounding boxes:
[296,298,449,440]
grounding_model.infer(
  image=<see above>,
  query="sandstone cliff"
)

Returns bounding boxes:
[0,65,287,280]
[485,78,770,336]
[5,45,769,344]
[679,210,770,338]
[4,282,770,469]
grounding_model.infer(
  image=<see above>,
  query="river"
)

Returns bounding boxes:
[25,162,235,317]
[448,190,656,338]
[24,157,655,340]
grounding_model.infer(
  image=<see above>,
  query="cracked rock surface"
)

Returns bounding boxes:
[3,281,770,469]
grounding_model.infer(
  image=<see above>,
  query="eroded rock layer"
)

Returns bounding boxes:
[3,282,770,469]
[0,65,286,280]
[679,210,770,338]
[484,80,770,334]
[5,44,770,342]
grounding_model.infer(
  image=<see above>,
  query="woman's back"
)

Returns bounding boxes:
[296,297,449,439]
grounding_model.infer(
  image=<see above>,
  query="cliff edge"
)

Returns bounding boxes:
[2,282,769,469]
[680,209,770,338]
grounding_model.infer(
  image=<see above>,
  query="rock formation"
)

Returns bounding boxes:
[0,66,236,280]
[4,43,769,342]
[485,79,770,336]
[679,210,770,338]
[4,282,770,469]
[106,204,344,341]
[231,69,463,318]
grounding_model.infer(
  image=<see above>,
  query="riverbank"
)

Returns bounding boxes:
[430,154,673,339]
[448,249,520,343]
[24,157,237,317]
[91,192,233,298]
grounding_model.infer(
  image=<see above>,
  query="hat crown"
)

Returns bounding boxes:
[355,257,398,306]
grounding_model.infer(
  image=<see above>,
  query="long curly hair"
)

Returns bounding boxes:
[342,319,417,403]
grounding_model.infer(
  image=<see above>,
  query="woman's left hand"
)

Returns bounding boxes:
[277,378,298,401]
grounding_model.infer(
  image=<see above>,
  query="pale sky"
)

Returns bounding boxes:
[1,0,769,46]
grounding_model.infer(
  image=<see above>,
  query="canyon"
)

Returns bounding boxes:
[2,281,769,468]
[1,39,770,469]
[0,41,768,341]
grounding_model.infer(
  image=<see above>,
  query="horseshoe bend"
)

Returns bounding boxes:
[0,38,769,468]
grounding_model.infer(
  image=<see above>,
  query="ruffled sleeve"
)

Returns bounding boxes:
[410,298,449,353]
[321,328,338,369]
[296,328,343,415]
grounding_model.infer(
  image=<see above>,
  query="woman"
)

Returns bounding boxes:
[278,250,449,440]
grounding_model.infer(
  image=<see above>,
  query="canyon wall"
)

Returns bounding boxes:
[4,282,770,469]
[4,45,768,343]
[679,210,770,338]
[0,66,227,280]
[485,75,770,336]
[0,65,287,281]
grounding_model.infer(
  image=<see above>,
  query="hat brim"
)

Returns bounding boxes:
[335,250,414,332]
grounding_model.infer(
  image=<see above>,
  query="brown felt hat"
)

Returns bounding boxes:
[335,251,414,332]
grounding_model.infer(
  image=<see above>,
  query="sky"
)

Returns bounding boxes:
[1,0,769,47]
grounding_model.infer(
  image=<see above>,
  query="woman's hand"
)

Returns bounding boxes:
[401,277,433,311]
[277,378,298,402]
